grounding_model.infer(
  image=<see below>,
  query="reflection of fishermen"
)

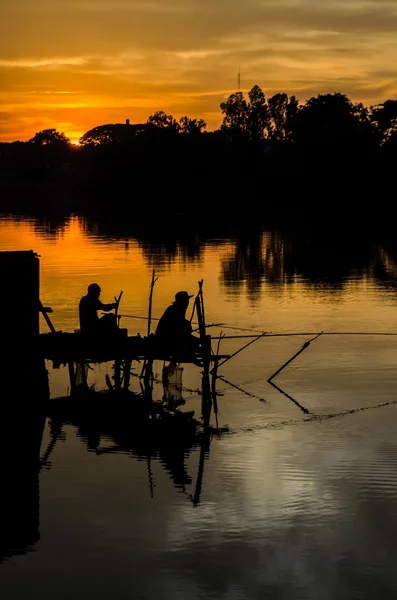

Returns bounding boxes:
[79,283,118,336]
[155,291,201,362]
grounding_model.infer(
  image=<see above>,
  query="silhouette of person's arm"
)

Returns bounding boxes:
[98,300,117,312]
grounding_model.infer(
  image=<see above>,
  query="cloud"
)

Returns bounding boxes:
[1,0,397,140]
[0,57,89,68]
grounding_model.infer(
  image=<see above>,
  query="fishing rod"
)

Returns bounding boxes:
[211,331,397,339]
[118,313,225,330]
[118,314,160,321]
[119,314,264,335]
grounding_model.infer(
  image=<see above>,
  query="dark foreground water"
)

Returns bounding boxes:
[1,214,397,598]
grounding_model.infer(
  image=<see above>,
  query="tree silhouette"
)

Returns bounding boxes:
[371,100,397,144]
[29,129,70,146]
[147,111,180,131]
[3,84,397,223]
[220,91,248,138]
[246,85,269,142]
[179,116,206,135]
[79,123,148,145]
[267,93,298,141]
[292,93,374,147]
[220,86,298,142]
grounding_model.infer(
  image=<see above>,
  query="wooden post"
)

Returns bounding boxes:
[0,251,49,400]
[114,291,123,328]
[68,361,76,396]
[192,371,212,506]
[211,358,219,422]
[80,362,88,389]
[195,280,211,374]
[147,269,157,338]
[123,359,132,390]
[140,269,158,380]
[114,358,121,391]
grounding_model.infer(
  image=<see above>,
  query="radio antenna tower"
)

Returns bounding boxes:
[237,67,241,92]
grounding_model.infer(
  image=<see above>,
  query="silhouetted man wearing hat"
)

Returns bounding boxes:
[155,291,202,364]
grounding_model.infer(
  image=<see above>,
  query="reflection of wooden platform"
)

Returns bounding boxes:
[47,390,200,438]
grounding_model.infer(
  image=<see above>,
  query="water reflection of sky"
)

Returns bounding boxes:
[2,215,397,598]
[3,404,397,599]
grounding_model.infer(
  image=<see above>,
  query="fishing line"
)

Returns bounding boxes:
[225,398,397,436]
[217,375,268,403]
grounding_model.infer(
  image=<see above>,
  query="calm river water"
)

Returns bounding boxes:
[1,213,397,599]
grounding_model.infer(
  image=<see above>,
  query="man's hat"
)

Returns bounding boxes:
[174,291,194,302]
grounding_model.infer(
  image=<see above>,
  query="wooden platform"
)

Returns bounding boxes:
[39,330,230,367]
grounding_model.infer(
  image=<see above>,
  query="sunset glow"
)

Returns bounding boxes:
[1,0,397,142]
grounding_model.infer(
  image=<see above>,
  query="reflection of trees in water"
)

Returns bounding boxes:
[221,229,285,301]
[220,227,397,294]
[32,216,68,238]
[281,230,375,285]
[11,211,397,292]
[371,237,397,294]
[142,240,203,270]
[81,215,206,266]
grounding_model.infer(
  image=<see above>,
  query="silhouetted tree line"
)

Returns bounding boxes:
[1,87,396,226]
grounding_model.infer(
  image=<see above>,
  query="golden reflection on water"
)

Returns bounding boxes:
[3,215,397,598]
[2,213,397,339]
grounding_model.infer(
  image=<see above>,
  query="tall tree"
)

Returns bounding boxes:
[246,85,269,141]
[220,92,248,136]
[220,86,298,141]
[267,93,298,141]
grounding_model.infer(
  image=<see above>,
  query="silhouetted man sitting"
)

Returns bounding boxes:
[155,291,202,365]
[79,283,118,338]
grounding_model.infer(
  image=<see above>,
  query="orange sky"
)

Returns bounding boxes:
[1,0,397,143]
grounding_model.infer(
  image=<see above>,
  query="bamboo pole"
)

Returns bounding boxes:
[140,269,158,380]
[68,362,76,396]
[123,359,132,390]
[210,331,267,373]
[147,270,158,337]
[114,290,123,327]
[114,358,121,390]
[267,332,323,382]
[195,280,211,374]
[211,358,219,430]
[147,455,154,499]
[210,332,225,425]
[191,372,213,505]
